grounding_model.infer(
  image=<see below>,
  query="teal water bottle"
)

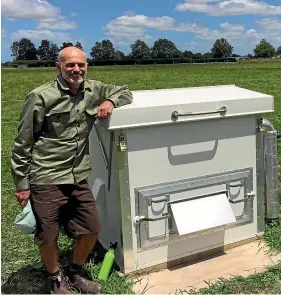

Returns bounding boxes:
[98,242,117,281]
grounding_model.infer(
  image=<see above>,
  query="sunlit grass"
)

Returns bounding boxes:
[2,60,281,293]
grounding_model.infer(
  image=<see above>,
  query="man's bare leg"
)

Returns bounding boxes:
[40,243,71,294]
[39,243,59,274]
[68,233,101,294]
[72,233,98,265]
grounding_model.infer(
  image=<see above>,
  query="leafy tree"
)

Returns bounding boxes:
[114,50,126,60]
[183,50,193,58]
[75,41,83,50]
[130,39,151,59]
[101,39,115,60]
[276,46,281,55]
[254,39,275,58]
[10,38,37,60]
[37,40,59,60]
[203,52,212,59]
[193,53,203,59]
[11,41,20,60]
[151,38,182,59]
[90,39,115,60]
[49,44,59,60]
[37,40,50,60]
[60,42,74,50]
[90,41,103,60]
[211,38,233,58]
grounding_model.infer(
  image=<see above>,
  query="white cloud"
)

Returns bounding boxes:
[195,22,281,48]
[36,21,77,30]
[256,18,281,31]
[220,22,244,32]
[175,0,281,16]
[2,0,59,20]
[105,14,208,43]
[105,13,281,55]
[11,30,72,42]
[107,15,175,31]
[2,0,76,30]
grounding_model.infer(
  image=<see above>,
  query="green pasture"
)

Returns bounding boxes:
[1,60,281,294]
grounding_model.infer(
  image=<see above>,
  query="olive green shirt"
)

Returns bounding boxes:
[11,74,133,191]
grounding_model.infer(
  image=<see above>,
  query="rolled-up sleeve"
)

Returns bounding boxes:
[99,83,133,107]
[11,92,45,191]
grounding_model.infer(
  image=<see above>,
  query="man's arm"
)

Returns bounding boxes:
[99,83,133,108]
[11,92,45,193]
[96,82,133,119]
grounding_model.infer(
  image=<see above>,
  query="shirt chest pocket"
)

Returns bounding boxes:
[45,109,72,136]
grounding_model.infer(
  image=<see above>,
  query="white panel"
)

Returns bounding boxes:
[107,85,273,129]
[170,193,236,236]
[126,116,256,189]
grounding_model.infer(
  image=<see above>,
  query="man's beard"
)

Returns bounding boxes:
[61,71,85,85]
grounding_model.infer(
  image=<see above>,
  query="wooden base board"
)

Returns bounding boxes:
[132,238,281,294]
[129,235,262,278]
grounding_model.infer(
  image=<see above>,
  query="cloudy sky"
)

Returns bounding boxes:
[1,0,281,61]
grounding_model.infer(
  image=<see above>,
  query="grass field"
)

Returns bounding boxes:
[2,60,281,294]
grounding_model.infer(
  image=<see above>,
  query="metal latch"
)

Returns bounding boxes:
[229,191,255,204]
[118,132,127,152]
[134,213,170,225]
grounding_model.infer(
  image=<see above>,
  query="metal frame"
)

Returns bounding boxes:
[134,167,254,252]
[256,116,265,233]
[93,121,114,191]
[115,131,135,272]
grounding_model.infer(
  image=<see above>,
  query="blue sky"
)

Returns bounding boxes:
[1,0,281,61]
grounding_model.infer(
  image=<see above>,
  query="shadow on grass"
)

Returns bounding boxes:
[2,263,49,294]
[1,243,104,294]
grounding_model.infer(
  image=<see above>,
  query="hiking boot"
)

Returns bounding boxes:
[68,273,102,294]
[50,275,72,294]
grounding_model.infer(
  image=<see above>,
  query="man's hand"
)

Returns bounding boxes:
[15,190,30,208]
[97,100,114,120]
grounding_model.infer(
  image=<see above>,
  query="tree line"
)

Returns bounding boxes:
[5,37,281,67]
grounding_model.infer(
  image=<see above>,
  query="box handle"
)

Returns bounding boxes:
[134,213,170,224]
[171,106,227,119]
[148,195,169,206]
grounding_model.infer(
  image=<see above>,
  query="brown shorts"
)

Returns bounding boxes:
[30,180,101,247]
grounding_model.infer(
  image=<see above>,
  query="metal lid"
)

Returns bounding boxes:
[107,85,274,130]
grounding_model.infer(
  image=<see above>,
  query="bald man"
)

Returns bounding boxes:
[11,46,133,294]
